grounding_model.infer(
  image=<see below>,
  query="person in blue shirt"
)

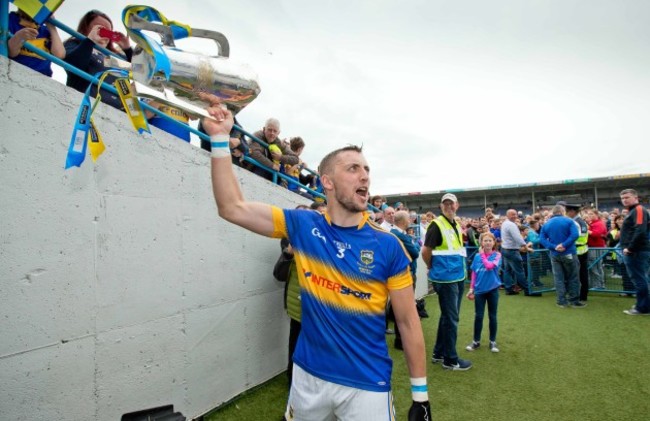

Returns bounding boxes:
[8,9,65,77]
[465,232,502,353]
[201,94,431,421]
[539,205,585,308]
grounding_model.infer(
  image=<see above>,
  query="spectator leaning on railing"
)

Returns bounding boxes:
[288,136,316,188]
[7,8,65,76]
[249,118,301,181]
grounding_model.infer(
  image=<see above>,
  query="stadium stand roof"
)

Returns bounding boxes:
[384,173,650,217]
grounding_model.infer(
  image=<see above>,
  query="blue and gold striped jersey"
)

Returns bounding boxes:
[271,206,412,392]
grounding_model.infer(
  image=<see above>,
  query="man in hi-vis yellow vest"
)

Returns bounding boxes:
[422,193,472,371]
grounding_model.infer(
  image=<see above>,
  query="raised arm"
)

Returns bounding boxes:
[201,95,276,236]
[45,21,66,59]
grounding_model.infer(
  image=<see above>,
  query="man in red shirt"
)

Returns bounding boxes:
[587,209,607,289]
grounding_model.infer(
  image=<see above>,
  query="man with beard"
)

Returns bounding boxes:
[202,96,431,421]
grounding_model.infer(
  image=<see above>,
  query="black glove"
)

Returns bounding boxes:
[408,400,431,421]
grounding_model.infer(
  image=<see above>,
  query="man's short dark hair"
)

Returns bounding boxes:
[620,188,638,197]
[319,145,363,176]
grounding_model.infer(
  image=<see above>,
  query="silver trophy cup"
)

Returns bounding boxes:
[127,15,260,119]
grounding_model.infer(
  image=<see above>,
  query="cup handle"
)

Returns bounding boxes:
[127,15,230,57]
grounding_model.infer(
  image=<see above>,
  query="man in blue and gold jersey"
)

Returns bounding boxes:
[8,8,65,77]
[201,95,431,421]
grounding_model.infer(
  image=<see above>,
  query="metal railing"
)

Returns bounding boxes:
[526,248,640,295]
[460,246,640,296]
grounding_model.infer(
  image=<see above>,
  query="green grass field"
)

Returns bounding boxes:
[207,290,650,420]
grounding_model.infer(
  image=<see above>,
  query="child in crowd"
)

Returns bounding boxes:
[466,232,502,353]
[268,144,287,188]
[270,143,310,196]
[285,162,304,193]
[8,8,65,77]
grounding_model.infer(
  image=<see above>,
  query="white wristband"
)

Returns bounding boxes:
[210,134,230,158]
[410,377,428,402]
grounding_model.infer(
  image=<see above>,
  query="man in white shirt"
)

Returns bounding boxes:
[501,209,536,296]
[381,206,396,231]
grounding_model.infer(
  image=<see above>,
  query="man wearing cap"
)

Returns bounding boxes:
[564,203,590,302]
[422,193,472,371]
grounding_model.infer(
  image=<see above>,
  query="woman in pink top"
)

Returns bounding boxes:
[587,209,608,289]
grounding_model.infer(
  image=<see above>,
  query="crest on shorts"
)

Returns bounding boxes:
[360,250,374,265]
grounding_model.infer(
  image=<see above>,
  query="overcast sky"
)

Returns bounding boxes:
[48,0,650,195]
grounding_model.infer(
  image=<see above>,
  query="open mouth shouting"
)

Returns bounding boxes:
[356,186,369,201]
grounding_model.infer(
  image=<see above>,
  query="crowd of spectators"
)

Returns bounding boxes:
[369,190,648,370]
[369,195,634,288]
[368,195,628,261]
[7,8,648,250]
[367,193,643,298]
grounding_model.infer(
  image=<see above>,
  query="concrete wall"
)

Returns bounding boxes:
[0,57,429,420]
[0,57,312,420]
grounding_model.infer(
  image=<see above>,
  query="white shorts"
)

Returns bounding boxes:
[284,364,395,421]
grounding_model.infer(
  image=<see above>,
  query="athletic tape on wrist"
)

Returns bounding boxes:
[210,134,230,158]
[410,377,428,402]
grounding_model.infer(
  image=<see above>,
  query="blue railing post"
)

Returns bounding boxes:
[1,0,9,57]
